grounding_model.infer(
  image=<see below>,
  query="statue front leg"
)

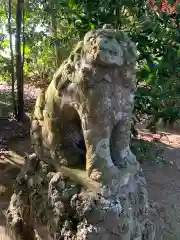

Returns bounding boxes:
[80,115,120,184]
[111,118,139,169]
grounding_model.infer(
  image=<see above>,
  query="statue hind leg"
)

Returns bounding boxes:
[31,105,86,168]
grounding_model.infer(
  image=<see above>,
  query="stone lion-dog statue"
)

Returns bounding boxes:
[30,24,138,192]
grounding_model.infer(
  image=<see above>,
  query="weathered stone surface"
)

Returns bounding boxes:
[30,24,138,187]
[7,159,155,239]
[6,25,155,239]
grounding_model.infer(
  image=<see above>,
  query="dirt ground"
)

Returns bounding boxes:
[0,125,180,239]
[140,126,180,240]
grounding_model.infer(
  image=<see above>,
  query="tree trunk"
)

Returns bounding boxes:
[115,7,121,28]
[8,0,17,118]
[51,15,62,67]
[16,0,24,122]
[21,3,25,94]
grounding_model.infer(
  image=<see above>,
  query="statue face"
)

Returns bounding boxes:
[83,29,136,68]
[95,36,124,67]
[84,34,124,67]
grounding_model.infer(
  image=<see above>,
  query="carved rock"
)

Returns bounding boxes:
[7,158,155,239]
[6,26,155,239]
[30,25,138,186]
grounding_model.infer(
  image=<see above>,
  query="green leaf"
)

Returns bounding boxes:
[2,39,9,48]
[146,73,155,84]
[177,3,180,13]
[154,1,161,8]
[89,23,95,30]
[0,8,6,21]
[23,45,31,56]
[167,0,176,6]
[144,64,151,72]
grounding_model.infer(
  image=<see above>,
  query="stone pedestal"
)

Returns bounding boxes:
[7,157,155,240]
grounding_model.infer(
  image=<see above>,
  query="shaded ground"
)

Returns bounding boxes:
[0,83,40,118]
[0,83,47,239]
[0,84,180,239]
[138,127,180,240]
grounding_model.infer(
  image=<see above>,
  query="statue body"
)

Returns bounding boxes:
[31,26,138,186]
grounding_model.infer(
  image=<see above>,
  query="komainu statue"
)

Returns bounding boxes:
[31,24,138,188]
[6,25,156,240]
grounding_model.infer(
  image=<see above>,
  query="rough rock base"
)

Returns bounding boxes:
[6,155,155,240]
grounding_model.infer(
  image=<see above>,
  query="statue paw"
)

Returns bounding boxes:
[89,168,102,182]
[89,165,121,184]
[89,165,133,197]
[104,165,122,183]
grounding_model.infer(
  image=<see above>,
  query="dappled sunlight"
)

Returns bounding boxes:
[137,123,180,149]
[0,226,11,240]
[0,151,24,167]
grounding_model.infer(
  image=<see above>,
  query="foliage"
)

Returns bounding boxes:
[0,0,180,127]
[131,138,165,164]
[73,0,180,131]
[133,3,180,131]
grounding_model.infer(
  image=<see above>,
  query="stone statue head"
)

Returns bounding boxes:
[83,26,137,67]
